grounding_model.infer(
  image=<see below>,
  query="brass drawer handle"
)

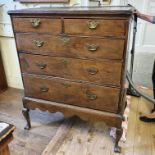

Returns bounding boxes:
[87,21,99,29]
[86,44,99,52]
[40,86,49,92]
[30,18,41,28]
[86,92,97,100]
[58,36,70,45]
[36,63,47,69]
[33,40,44,47]
[87,68,98,75]
[62,83,71,88]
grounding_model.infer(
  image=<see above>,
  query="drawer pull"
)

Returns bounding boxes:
[87,21,99,29]
[86,44,98,52]
[59,37,70,45]
[62,83,71,88]
[87,68,98,75]
[86,92,97,100]
[36,63,47,69]
[33,40,44,47]
[40,86,49,92]
[31,18,41,28]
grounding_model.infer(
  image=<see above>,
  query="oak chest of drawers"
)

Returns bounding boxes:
[8,6,133,153]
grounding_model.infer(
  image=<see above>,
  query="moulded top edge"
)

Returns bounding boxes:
[8,6,134,15]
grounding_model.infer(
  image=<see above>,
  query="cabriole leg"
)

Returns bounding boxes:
[22,108,31,130]
[114,127,123,153]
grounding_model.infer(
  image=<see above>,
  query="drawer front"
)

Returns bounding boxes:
[20,54,122,86]
[64,19,126,37]
[12,18,61,33]
[23,75,120,113]
[16,34,125,60]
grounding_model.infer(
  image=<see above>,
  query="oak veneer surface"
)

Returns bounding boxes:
[20,53,122,86]
[12,18,61,33]
[8,6,133,153]
[23,74,120,112]
[16,34,125,60]
[8,6,133,15]
[64,19,126,37]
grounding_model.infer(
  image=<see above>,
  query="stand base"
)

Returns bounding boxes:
[127,87,141,97]
[23,96,124,153]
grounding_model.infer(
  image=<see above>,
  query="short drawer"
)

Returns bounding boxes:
[16,34,125,60]
[64,19,126,37]
[12,18,61,33]
[20,53,122,86]
[23,75,120,113]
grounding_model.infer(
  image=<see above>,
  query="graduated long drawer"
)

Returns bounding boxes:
[16,34,125,60]
[23,74,120,113]
[19,53,122,86]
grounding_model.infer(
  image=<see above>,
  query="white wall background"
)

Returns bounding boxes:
[0,0,155,89]
[128,0,155,88]
[129,0,155,53]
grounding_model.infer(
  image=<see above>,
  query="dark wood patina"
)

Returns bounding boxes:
[8,6,133,153]
[0,123,15,155]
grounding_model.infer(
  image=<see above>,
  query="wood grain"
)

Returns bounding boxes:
[8,6,133,16]
[42,117,117,155]
[133,97,152,155]
[64,19,126,37]
[41,117,77,155]
[23,74,121,113]
[13,18,61,33]
[19,53,122,86]
[23,96,122,128]
[16,34,125,60]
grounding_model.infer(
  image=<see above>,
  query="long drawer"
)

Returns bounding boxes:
[19,53,122,86]
[16,34,125,60]
[64,19,126,37]
[23,74,120,113]
[12,18,61,33]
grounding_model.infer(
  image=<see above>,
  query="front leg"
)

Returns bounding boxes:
[22,108,31,130]
[114,127,123,153]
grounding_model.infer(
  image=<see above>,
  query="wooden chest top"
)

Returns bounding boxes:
[8,6,133,16]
